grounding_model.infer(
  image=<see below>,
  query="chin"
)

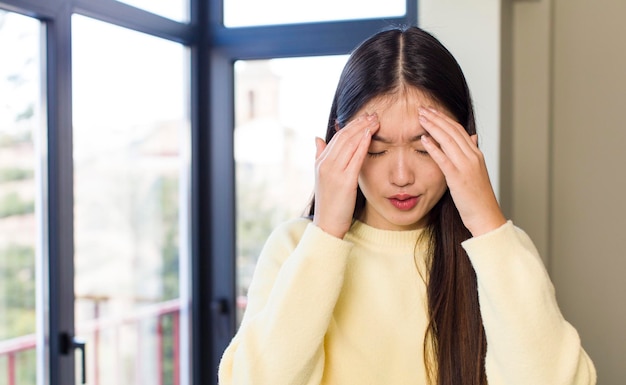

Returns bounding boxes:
[390,215,428,229]
[386,219,423,230]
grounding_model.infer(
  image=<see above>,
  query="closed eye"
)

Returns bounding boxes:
[367,151,387,158]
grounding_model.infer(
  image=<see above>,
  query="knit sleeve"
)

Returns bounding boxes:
[218,219,353,385]
[462,221,596,385]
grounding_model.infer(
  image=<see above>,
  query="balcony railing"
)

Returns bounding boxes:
[0,298,181,385]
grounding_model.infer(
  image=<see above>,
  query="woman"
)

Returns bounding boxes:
[218,26,596,385]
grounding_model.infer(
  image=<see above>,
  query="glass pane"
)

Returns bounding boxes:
[224,0,405,27]
[72,15,190,385]
[0,10,41,385]
[116,0,188,23]
[234,56,347,324]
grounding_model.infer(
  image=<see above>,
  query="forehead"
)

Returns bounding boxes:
[358,88,442,142]
[362,87,438,112]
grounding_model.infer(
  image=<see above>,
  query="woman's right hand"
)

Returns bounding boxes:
[313,114,379,239]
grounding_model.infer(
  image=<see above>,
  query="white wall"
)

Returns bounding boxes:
[419,0,503,199]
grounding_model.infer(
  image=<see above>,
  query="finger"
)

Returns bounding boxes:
[418,112,469,164]
[418,109,479,163]
[315,137,327,159]
[345,122,379,175]
[422,110,486,173]
[419,108,475,151]
[425,108,474,146]
[421,134,457,176]
[322,114,378,168]
[341,114,379,170]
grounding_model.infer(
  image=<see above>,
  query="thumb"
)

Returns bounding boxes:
[315,137,327,159]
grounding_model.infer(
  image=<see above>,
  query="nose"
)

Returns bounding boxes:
[390,149,415,187]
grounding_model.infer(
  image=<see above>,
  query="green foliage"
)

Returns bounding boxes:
[15,103,34,122]
[18,350,36,385]
[160,314,176,385]
[153,175,180,383]
[235,172,281,261]
[0,244,36,340]
[0,168,34,183]
[156,175,179,301]
[0,193,34,218]
[0,132,32,148]
[0,349,37,385]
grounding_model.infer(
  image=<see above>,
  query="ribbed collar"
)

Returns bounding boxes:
[347,220,428,251]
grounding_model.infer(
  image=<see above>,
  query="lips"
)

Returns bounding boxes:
[388,194,419,211]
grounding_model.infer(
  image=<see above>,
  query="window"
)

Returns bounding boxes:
[72,15,189,385]
[0,10,40,385]
[224,0,405,27]
[0,0,416,383]
[115,0,188,22]
[233,56,347,324]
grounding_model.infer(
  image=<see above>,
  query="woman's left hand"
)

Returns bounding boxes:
[418,107,506,237]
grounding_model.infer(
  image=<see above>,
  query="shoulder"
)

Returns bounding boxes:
[264,216,313,251]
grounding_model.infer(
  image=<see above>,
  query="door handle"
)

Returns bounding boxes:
[210,297,230,338]
[73,338,87,384]
[60,332,87,384]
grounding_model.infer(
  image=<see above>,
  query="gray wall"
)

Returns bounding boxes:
[419,0,625,382]
[511,1,626,383]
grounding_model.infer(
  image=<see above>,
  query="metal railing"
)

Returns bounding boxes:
[0,333,36,385]
[0,298,181,385]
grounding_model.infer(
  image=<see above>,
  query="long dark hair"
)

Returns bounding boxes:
[307,26,487,385]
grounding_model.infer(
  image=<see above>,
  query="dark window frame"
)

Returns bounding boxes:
[0,1,417,384]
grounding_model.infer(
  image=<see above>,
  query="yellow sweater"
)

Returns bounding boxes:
[218,219,596,384]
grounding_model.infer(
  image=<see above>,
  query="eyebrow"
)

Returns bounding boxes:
[371,134,425,144]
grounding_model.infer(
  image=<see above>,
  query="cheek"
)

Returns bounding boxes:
[358,159,379,190]
[358,157,394,196]
[422,162,447,190]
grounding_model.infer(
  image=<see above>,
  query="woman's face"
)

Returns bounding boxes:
[356,88,449,231]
